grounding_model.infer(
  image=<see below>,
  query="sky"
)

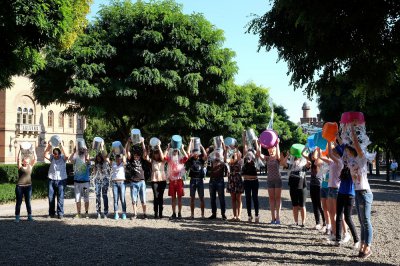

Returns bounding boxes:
[87,0,320,123]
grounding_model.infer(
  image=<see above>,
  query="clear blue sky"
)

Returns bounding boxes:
[87,0,319,123]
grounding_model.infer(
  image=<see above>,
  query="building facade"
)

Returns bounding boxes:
[299,102,323,134]
[0,76,85,163]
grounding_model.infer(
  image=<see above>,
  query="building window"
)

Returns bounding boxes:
[28,108,34,124]
[77,115,82,130]
[69,114,74,128]
[17,107,22,124]
[48,111,54,127]
[22,108,28,124]
[69,140,74,155]
[58,113,64,127]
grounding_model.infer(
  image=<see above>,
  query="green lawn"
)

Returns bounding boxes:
[0,180,48,204]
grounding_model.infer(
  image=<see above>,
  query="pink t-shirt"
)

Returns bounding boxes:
[328,160,344,188]
[165,156,188,181]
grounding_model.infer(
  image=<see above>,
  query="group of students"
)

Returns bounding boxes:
[13,124,373,259]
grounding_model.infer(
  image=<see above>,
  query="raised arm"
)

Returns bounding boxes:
[125,138,131,160]
[60,142,68,159]
[255,140,264,159]
[301,147,310,162]
[242,130,248,157]
[68,147,76,163]
[164,143,170,159]
[327,143,340,163]
[44,142,52,161]
[201,144,208,161]
[276,139,281,161]
[187,138,193,156]
[181,144,188,158]
[30,150,37,167]
[141,139,147,160]
[350,123,364,157]
[17,148,21,169]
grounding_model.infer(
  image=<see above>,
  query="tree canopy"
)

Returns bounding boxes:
[0,0,92,88]
[32,0,238,140]
[248,0,400,100]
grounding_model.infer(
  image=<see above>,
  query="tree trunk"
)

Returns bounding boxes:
[376,149,380,176]
[386,148,391,182]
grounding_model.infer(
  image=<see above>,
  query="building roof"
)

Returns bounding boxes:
[302,102,310,110]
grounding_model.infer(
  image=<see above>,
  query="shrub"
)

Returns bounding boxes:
[0,165,18,183]
[0,179,49,204]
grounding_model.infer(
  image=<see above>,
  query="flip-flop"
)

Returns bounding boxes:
[362,250,372,259]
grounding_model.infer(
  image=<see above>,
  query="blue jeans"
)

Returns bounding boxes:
[112,181,126,213]
[209,178,226,215]
[190,178,205,198]
[129,180,147,204]
[15,185,32,216]
[48,179,66,216]
[355,190,373,246]
[95,179,109,215]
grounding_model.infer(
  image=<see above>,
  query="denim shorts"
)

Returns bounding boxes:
[320,187,329,199]
[190,178,204,198]
[328,187,339,199]
[130,180,146,204]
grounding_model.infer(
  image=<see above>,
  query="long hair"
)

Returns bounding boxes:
[95,153,104,165]
[150,149,162,162]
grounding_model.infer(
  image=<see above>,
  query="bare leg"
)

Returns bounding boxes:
[231,193,237,218]
[300,207,306,225]
[84,202,89,213]
[293,206,299,224]
[321,198,330,227]
[171,195,177,214]
[132,202,137,216]
[76,202,81,214]
[178,196,182,213]
[328,198,337,235]
[142,203,146,215]
[237,193,242,220]
[275,188,282,221]
[268,188,276,221]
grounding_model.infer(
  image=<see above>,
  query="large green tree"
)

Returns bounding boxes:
[248,0,400,100]
[0,0,92,88]
[32,0,237,141]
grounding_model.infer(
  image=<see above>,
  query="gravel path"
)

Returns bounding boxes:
[0,174,399,265]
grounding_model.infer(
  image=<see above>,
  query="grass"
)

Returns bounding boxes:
[0,179,48,204]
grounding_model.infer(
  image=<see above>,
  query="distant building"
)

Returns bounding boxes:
[0,76,85,163]
[300,102,323,134]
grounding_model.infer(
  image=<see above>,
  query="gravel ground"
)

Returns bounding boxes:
[0,173,399,265]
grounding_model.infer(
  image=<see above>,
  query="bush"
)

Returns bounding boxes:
[0,179,49,204]
[0,164,18,183]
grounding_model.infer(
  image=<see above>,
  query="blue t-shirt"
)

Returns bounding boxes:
[338,167,355,196]
[73,156,90,182]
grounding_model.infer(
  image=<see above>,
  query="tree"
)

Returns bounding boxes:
[248,0,400,100]
[32,0,237,142]
[0,0,92,88]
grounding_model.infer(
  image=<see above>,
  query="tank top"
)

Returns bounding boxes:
[242,160,257,177]
[18,165,32,186]
[266,159,280,181]
[151,161,166,182]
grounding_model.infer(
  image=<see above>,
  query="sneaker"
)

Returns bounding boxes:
[114,213,119,220]
[290,223,298,227]
[85,212,89,219]
[222,214,227,221]
[353,241,361,250]
[27,215,33,221]
[58,215,63,220]
[122,213,127,220]
[334,241,341,247]
[74,214,81,219]
[103,214,108,219]
[48,215,55,219]
[229,217,237,222]
[326,234,336,241]
[255,216,260,223]
[97,213,102,219]
[169,213,177,220]
[143,214,148,220]
[270,220,276,224]
[342,233,351,244]
[275,220,281,225]
[130,215,137,220]
[208,214,217,220]
[299,224,305,228]
[154,213,159,219]
[315,224,323,230]
[14,215,20,223]
[248,216,253,223]
[177,213,182,219]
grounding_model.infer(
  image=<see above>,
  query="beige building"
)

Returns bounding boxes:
[0,76,85,163]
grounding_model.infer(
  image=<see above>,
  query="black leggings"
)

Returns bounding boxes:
[151,181,166,216]
[310,185,325,225]
[336,193,359,242]
[244,179,259,217]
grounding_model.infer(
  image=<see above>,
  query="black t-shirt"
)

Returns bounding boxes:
[242,160,257,176]
[126,159,145,182]
[210,162,227,179]
[187,157,205,179]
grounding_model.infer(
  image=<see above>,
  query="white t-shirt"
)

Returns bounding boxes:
[111,162,125,181]
[328,159,344,188]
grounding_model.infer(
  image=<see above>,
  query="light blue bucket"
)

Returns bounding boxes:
[313,131,328,150]
[307,135,315,149]
[224,137,237,148]
[171,135,182,150]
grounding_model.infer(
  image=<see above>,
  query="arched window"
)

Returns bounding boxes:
[28,108,34,124]
[77,115,82,130]
[22,108,28,124]
[48,111,54,127]
[58,113,64,127]
[69,140,74,155]
[17,107,22,124]
[69,114,74,128]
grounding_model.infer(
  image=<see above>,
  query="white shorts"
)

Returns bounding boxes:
[74,182,90,203]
